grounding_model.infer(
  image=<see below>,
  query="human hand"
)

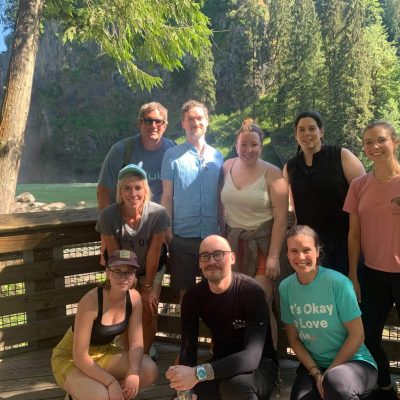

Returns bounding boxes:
[265,256,280,281]
[141,289,159,316]
[165,365,197,391]
[107,378,124,400]
[122,373,140,400]
[315,373,324,399]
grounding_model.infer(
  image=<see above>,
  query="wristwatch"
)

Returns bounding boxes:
[195,365,207,382]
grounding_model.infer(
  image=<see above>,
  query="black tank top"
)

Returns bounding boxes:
[73,287,133,346]
[286,145,349,242]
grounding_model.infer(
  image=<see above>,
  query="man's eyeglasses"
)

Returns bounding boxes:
[142,118,165,126]
[199,250,232,262]
[109,269,136,280]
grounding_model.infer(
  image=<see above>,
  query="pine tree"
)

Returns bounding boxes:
[317,0,372,151]
[213,0,270,113]
[272,0,325,128]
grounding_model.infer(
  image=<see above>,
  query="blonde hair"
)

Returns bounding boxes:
[116,172,152,207]
[236,118,264,143]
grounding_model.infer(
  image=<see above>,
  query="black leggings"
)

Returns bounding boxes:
[361,266,400,387]
[194,357,278,400]
[291,362,377,400]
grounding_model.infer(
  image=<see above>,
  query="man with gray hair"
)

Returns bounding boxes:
[98,102,175,209]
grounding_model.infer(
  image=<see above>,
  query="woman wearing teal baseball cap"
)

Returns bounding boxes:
[96,163,170,358]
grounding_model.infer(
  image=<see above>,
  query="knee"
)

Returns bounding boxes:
[139,355,158,387]
[323,371,356,400]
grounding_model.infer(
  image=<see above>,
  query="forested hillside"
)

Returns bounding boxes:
[1,0,399,182]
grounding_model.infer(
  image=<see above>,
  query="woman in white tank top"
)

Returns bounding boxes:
[221,119,288,348]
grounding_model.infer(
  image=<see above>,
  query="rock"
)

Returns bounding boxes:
[15,192,35,203]
[41,202,66,211]
[11,202,30,213]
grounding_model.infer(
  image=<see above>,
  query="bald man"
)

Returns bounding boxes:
[166,235,278,400]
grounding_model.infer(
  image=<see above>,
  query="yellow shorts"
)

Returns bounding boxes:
[51,328,124,387]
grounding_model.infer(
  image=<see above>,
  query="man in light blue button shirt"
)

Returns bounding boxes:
[161,100,224,303]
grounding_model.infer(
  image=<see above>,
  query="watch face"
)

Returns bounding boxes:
[196,366,207,381]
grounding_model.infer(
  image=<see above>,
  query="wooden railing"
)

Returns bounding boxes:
[0,209,212,357]
[0,209,399,372]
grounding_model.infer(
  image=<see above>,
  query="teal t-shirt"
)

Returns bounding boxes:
[279,267,376,369]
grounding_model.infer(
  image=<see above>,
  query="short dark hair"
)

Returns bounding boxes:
[294,111,324,130]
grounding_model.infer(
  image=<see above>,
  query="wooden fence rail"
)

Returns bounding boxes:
[0,209,399,372]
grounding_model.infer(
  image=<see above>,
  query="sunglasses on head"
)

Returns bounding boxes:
[142,118,165,126]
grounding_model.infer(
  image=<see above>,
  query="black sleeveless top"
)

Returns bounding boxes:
[73,287,133,346]
[286,145,349,242]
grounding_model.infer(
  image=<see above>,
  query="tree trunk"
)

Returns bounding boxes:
[0,0,44,214]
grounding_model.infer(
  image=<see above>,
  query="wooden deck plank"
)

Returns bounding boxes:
[0,342,297,400]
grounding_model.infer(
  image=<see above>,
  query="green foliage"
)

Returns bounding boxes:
[189,40,216,111]
[44,0,212,91]
[272,0,325,128]
[211,0,270,113]
[381,0,400,54]
[5,0,400,180]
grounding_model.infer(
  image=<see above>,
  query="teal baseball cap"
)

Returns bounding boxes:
[118,163,147,180]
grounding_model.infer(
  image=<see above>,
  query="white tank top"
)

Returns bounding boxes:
[221,164,273,230]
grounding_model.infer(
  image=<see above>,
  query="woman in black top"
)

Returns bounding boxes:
[51,250,157,400]
[283,111,365,274]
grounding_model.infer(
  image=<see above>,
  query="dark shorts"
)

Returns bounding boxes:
[169,236,202,290]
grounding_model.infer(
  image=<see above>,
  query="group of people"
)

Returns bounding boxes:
[50,100,400,400]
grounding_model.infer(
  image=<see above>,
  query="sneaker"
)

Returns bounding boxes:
[149,344,159,361]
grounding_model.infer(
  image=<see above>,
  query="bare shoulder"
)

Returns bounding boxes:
[341,147,358,161]
[77,287,98,314]
[223,157,236,173]
[340,148,365,183]
[128,288,142,306]
[261,160,283,181]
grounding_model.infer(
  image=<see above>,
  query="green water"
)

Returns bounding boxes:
[16,183,98,209]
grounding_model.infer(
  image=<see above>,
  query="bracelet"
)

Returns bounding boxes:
[202,363,215,381]
[308,365,319,374]
[105,377,116,388]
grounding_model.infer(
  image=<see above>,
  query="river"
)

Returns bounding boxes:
[16,183,98,209]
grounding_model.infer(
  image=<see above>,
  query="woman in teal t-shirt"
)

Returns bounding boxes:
[279,225,377,400]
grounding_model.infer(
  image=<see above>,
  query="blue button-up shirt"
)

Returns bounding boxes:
[161,141,223,238]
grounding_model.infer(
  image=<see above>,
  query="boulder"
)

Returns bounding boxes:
[41,202,66,211]
[15,192,35,203]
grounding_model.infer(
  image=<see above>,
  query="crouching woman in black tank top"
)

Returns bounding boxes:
[51,250,158,400]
